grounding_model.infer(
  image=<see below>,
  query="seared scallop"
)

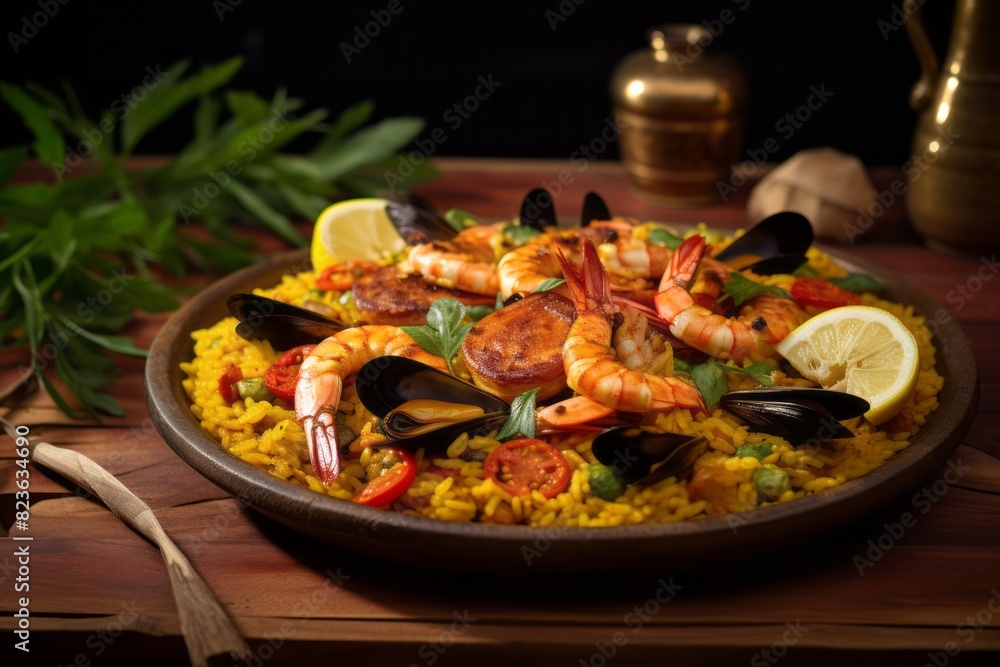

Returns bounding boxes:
[352,267,494,326]
[461,292,576,402]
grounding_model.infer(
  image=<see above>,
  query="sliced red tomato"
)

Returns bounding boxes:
[263,344,316,403]
[218,366,243,403]
[353,447,417,507]
[790,278,861,310]
[484,438,570,498]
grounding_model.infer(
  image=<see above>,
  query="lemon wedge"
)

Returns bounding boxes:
[775,306,919,425]
[310,198,405,271]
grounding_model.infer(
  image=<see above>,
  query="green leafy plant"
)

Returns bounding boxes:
[674,357,774,407]
[496,388,539,441]
[400,298,473,375]
[719,272,792,306]
[0,57,438,417]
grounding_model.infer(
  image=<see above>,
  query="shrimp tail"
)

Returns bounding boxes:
[295,372,343,484]
[655,234,706,322]
[554,239,615,316]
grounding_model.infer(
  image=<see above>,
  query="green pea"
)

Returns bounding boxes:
[735,442,774,462]
[588,463,625,501]
[752,464,791,501]
[236,377,274,403]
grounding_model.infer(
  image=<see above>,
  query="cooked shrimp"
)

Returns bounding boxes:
[654,235,809,363]
[555,239,705,413]
[612,303,672,374]
[295,326,447,484]
[406,224,502,295]
[498,229,670,300]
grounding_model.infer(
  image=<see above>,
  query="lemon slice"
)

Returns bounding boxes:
[775,306,919,425]
[310,198,405,271]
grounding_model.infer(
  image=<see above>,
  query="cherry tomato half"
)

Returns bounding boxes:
[353,447,417,507]
[218,366,243,403]
[790,278,861,310]
[263,344,316,403]
[484,438,571,499]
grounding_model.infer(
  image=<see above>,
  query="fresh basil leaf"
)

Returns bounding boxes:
[648,227,684,250]
[720,360,774,387]
[444,208,477,231]
[793,264,820,278]
[691,360,728,407]
[673,358,695,374]
[532,278,566,292]
[426,297,465,335]
[440,322,473,363]
[0,83,65,166]
[399,325,445,359]
[828,273,883,294]
[719,272,792,306]
[466,305,494,321]
[496,388,539,441]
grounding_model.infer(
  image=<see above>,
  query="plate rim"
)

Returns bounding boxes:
[145,245,979,565]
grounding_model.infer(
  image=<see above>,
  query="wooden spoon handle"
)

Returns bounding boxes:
[2,421,250,667]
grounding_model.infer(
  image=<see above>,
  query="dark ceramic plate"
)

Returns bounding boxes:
[146,248,979,575]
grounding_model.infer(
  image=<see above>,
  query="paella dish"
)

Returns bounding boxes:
[181,191,942,527]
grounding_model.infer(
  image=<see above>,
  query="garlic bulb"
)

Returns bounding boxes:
[747,148,876,244]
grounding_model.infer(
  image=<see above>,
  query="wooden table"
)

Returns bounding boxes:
[2,159,998,666]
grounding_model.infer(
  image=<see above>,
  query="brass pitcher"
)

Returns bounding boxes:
[905,0,1000,253]
[611,25,748,206]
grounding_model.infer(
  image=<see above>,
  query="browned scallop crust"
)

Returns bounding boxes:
[461,292,577,402]
[352,267,494,326]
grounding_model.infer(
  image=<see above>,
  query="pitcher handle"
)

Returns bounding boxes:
[904,0,939,110]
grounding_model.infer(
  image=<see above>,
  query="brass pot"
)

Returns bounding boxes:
[905,0,1000,253]
[611,25,748,207]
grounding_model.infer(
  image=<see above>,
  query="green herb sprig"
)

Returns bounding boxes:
[719,272,792,306]
[496,388,540,441]
[674,357,774,407]
[400,298,473,375]
[0,57,438,416]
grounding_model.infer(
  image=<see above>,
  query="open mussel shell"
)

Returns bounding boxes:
[520,187,558,231]
[228,293,348,349]
[228,293,347,326]
[383,192,457,244]
[234,314,343,350]
[592,427,708,486]
[354,357,510,419]
[720,387,870,441]
[378,412,511,454]
[580,191,612,226]
[714,211,813,275]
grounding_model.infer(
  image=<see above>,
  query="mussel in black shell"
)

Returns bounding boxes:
[520,187,558,231]
[714,211,813,275]
[720,386,869,441]
[383,192,457,245]
[227,293,348,350]
[580,191,612,226]
[591,427,708,486]
[354,357,512,452]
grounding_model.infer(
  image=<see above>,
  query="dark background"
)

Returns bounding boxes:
[0,0,957,166]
